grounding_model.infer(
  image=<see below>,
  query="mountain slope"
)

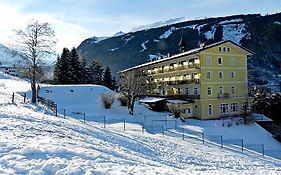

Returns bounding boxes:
[0,44,30,67]
[77,13,281,84]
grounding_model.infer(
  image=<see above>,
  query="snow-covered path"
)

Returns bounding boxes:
[0,73,281,174]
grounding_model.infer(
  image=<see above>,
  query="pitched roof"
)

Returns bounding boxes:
[119,40,254,73]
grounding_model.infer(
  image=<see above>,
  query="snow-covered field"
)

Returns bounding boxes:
[1,72,281,174]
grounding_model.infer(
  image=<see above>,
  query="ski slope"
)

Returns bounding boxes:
[0,72,281,174]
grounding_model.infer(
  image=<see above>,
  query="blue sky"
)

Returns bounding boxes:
[0,0,280,52]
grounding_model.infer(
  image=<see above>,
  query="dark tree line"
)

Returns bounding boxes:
[54,47,116,90]
[251,87,281,124]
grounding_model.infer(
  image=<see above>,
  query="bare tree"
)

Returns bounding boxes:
[14,20,56,103]
[119,72,146,115]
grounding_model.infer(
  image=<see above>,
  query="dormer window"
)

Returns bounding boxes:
[219,47,222,52]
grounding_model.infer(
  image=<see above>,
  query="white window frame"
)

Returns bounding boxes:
[230,57,235,66]
[219,72,223,79]
[206,56,211,65]
[207,71,211,79]
[207,86,212,96]
[220,103,229,114]
[186,107,192,114]
[219,86,224,94]
[208,104,213,115]
[230,103,239,112]
[185,88,189,95]
[193,87,198,95]
[231,72,235,79]
[218,57,222,65]
[231,86,235,94]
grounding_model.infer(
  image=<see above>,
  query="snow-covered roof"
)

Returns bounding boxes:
[166,99,191,104]
[139,97,166,103]
[119,40,254,73]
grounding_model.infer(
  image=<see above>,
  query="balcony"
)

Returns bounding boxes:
[146,63,200,75]
[218,93,230,99]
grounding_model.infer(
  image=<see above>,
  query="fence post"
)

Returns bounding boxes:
[220,135,223,148]
[12,93,14,103]
[162,125,164,137]
[241,139,244,152]
[55,104,57,117]
[83,113,86,123]
[64,109,66,118]
[261,144,264,156]
[23,93,26,103]
[103,116,106,128]
[182,128,185,140]
[123,119,126,132]
[202,132,205,144]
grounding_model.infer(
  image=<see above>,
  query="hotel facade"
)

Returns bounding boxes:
[120,40,254,119]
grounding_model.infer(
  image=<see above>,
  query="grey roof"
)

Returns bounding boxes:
[119,40,254,73]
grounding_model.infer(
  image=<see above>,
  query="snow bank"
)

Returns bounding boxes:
[1,72,281,174]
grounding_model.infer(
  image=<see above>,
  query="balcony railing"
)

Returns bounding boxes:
[148,63,200,75]
[146,79,200,85]
[218,93,230,99]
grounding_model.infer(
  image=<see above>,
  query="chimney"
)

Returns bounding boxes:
[200,42,206,48]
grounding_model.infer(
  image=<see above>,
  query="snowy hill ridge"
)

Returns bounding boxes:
[131,17,187,32]
[0,44,31,67]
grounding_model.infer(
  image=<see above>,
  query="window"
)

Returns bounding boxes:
[227,48,230,52]
[185,88,189,95]
[220,103,229,114]
[231,72,235,79]
[223,47,226,52]
[230,103,239,112]
[194,87,198,95]
[219,72,223,79]
[162,89,165,95]
[230,57,235,65]
[219,86,224,94]
[219,47,222,52]
[186,108,191,114]
[208,104,212,115]
[191,72,197,79]
[207,72,211,79]
[218,57,222,65]
[178,88,181,94]
[231,86,235,94]
[207,87,212,96]
[206,56,211,65]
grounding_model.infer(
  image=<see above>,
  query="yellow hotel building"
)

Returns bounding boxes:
[120,40,254,119]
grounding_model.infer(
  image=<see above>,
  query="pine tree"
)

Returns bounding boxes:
[102,66,113,89]
[214,25,223,42]
[90,60,103,85]
[80,56,92,84]
[54,48,70,84]
[68,47,82,84]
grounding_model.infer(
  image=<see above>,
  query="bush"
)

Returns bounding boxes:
[100,93,115,109]
[117,94,128,106]
[167,103,184,118]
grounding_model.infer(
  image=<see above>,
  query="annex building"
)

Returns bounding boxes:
[120,40,254,119]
